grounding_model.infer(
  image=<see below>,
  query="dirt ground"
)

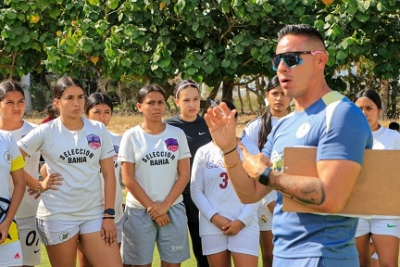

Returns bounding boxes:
[25,112,258,136]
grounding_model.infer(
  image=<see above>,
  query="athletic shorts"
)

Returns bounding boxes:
[121,202,190,265]
[116,216,124,243]
[356,218,400,238]
[0,220,23,266]
[37,218,102,246]
[257,202,273,231]
[272,256,359,267]
[201,229,259,257]
[17,216,41,265]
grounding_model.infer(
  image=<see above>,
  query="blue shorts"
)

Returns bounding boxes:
[273,256,359,267]
[121,202,190,265]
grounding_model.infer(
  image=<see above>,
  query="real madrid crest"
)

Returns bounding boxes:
[4,151,11,164]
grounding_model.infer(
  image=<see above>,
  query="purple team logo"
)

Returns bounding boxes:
[86,134,101,150]
[113,145,119,159]
[165,138,179,152]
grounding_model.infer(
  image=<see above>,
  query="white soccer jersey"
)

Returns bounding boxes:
[0,130,25,222]
[8,121,41,219]
[190,142,259,237]
[102,131,123,222]
[371,126,400,219]
[119,124,191,209]
[18,117,115,221]
[241,116,279,148]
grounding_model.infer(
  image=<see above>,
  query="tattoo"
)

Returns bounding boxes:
[271,172,326,205]
[294,183,326,205]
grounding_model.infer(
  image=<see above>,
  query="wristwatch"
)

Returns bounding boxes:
[104,208,115,216]
[258,167,272,186]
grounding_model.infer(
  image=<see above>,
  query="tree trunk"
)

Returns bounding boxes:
[380,79,389,120]
[222,80,234,101]
[246,87,254,114]
[237,85,244,114]
[389,80,399,120]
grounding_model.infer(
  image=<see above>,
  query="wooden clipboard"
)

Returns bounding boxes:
[282,147,400,216]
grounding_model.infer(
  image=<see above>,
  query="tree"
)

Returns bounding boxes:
[2,0,400,110]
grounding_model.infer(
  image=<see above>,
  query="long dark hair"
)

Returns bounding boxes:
[85,92,114,115]
[257,76,280,151]
[353,89,382,109]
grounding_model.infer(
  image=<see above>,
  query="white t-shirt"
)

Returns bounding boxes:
[18,117,115,221]
[0,130,25,223]
[101,131,123,222]
[370,126,400,219]
[8,121,41,219]
[241,116,279,148]
[118,124,191,209]
[190,141,259,236]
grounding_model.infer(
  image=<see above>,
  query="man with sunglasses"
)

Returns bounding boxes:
[204,24,373,267]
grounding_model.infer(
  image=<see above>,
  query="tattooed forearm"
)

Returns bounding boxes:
[270,172,326,206]
[294,183,326,205]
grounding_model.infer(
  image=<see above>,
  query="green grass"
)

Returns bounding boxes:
[39,235,199,267]
[37,188,400,266]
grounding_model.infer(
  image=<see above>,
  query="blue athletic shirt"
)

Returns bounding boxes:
[261,91,373,260]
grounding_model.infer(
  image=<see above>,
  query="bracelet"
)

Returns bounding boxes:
[38,182,42,194]
[222,145,237,156]
[103,217,115,219]
[224,160,239,169]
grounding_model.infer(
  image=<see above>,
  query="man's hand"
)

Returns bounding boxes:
[204,102,237,152]
[239,143,271,179]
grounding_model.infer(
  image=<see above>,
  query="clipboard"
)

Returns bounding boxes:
[282,147,400,216]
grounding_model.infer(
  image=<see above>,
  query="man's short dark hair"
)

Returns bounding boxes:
[277,24,326,49]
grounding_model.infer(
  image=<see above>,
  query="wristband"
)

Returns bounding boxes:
[103,217,115,219]
[222,145,237,156]
[258,167,272,186]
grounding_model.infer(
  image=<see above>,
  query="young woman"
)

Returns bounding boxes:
[191,99,259,267]
[0,86,26,267]
[0,80,43,267]
[164,79,211,267]
[73,92,123,267]
[119,84,191,267]
[354,89,400,267]
[18,77,122,267]
[240,76,291,267]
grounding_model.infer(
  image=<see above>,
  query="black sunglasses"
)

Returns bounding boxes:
[271,51,325,71]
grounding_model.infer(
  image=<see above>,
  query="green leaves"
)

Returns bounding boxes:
[0,0,399,89]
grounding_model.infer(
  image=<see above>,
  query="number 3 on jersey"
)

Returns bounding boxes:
[219,172,229,189]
